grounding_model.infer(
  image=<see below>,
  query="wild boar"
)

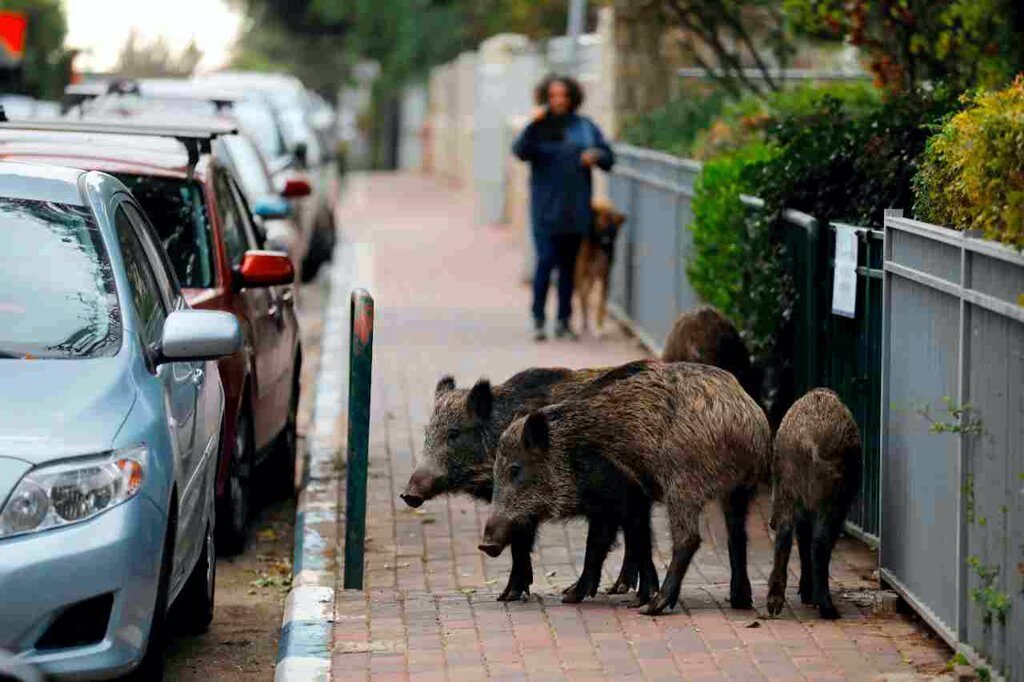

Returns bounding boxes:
[662,306,758,402]
[766,388,862,620]
[481,361,772,616]
[401,361,659,602]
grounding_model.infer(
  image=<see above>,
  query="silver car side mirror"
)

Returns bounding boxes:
[156,310,242,365]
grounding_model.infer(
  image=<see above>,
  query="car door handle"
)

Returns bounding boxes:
[191,367,205,386]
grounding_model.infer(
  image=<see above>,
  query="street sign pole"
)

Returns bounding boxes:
[566,0,587,75]
[343,289,374,589]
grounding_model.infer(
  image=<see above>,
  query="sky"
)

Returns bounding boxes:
[64,0,243,74]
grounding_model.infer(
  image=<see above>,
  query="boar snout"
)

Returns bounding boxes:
[400,466,440,508]
[479,515,512,557]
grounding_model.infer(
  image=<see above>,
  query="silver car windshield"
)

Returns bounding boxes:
[0,198,122,359]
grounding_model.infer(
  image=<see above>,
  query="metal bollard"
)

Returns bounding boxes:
[343,288,374,589]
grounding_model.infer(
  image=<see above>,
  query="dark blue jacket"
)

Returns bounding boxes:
[512,113,614,236]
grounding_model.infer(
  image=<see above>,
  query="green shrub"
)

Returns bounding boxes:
[688,142,786,358]
[914,78,1024,248]
[687,84,957,364]
[755,87,956,225]
[619,90,730,158]
[693,82,879,160]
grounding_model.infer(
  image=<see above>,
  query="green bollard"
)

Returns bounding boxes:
[343,288,374,589]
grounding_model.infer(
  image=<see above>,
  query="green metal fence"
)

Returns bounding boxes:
[610,144,885,544]
[823,225,884,541]
[774,217,883,541]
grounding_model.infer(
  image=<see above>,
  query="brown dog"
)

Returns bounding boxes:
[575,199,626,334]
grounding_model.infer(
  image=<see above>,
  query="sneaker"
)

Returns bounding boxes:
[554,320,578,341]
[533,320,547,342]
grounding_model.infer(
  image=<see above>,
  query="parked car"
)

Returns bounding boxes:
[63,80,325,280]
[193,71,339,280]
[0,119,303,554]
[0,160,242,679]
[215,130,312,277]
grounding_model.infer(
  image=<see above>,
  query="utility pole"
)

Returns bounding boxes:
[566,0,587,75]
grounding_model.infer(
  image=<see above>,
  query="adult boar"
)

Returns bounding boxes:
[481,361,772,616]
[662,306,758,402]
[402,361,658,602]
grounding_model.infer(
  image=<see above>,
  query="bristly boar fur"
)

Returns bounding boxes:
[662,306,759,403]
[402,361,658,602]
[482,361,772,616]
[767,388,861,620]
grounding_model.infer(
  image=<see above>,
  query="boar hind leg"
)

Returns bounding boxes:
[723,484,755,609]
[795,512,814,605]
[811,511,843,620]
[622,496,658,607]
[562,516,618,604]
[640,499,702,616]
[766,522,794,616]
[498,527,535,601]
[607,534,639,596]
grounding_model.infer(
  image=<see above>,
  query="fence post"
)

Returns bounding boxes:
[343,288,374,590]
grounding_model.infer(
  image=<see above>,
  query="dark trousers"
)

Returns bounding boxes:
[532,232,582,324]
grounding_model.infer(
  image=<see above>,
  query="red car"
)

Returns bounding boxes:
[0,120,302,552]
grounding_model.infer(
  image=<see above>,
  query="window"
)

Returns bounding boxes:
[0,198,121,359]
[114,174,214,288]
[122,202,181,307]
[214,171,251,267]
[225,175,263,249]
[115,206,166,346]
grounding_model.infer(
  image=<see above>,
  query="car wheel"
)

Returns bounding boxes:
[123,508,174,681]
[270,363,301,499]
[300,210,336,282]
[217,409,252,555]
[172,519,216,635]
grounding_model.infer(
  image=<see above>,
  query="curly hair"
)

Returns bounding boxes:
[534,74,585,112]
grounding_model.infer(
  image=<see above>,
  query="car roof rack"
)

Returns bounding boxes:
[0,118,238,177]
[63,81,243,113]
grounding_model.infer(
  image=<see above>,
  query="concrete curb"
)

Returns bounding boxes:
[275,235,374,682]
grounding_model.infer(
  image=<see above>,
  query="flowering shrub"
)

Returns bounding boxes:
[914,78,1024,248]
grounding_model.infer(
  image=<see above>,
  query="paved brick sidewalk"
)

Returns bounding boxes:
[328,173,950,681]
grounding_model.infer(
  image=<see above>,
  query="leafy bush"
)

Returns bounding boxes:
[687,84,957,366]
[753,87,955,225]
[914,78,1024,248]
[619,90,730,158]
[688,142,786,358]
[693,82,879,160]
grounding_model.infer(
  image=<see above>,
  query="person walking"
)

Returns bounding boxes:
[512,74,614,341]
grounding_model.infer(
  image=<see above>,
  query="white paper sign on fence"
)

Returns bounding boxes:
[832,226,859,318]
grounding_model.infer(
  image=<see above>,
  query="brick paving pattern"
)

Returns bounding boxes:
[329,173,951,681]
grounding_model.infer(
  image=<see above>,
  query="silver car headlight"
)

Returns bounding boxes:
[0,446,146,540]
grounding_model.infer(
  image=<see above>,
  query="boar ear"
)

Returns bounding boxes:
[467,379,493,420]
[522,411,550,453]
[612,211,626,227]
[435,376,456,399]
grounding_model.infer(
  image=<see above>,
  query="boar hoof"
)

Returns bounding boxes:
[626,593,652,608]
[561,590,584,604]
[799,586,815,605]
[818,603,840,620]
[766,593,785,617]
[606,578,634,595]
[497,586,528,602]
[639,594,673,616]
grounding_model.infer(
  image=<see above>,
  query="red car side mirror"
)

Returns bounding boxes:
[237,250,295,289]
[280,176,312,199]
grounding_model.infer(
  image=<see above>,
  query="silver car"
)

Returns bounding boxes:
[0,162,241,679]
